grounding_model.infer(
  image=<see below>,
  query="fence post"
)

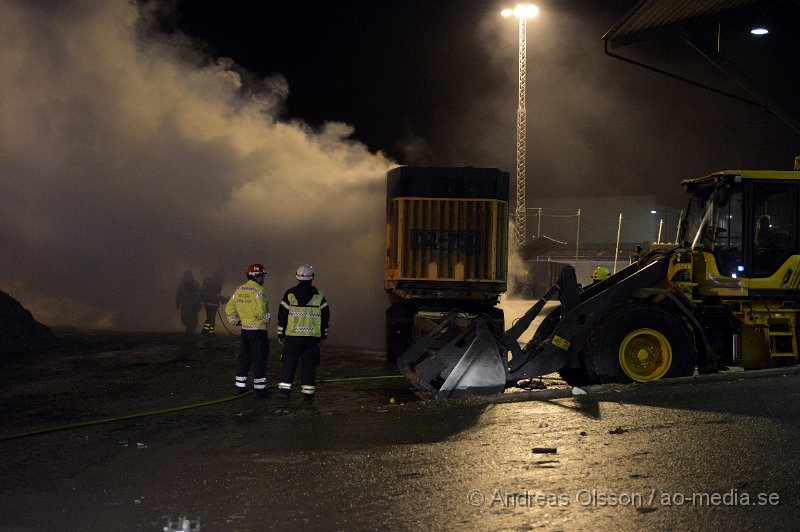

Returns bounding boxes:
[614,213,622,273]
[674,209,683,244]
[575,209,581,264]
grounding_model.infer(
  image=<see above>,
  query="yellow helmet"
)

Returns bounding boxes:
[591,266,610,281]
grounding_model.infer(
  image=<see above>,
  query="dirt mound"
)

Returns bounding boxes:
[0,289,56,355]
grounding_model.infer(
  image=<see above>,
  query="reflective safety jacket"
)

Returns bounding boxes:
[277,282,329,339]
[225,280,271,331]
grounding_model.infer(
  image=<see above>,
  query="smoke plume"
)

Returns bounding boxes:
[0,0,393,347]
[3,1,796,349]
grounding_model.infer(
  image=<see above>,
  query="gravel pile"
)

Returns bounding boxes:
[0,289,56,355]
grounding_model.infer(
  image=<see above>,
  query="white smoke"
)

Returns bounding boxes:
[0,0,394,347]
[5,1,793,350]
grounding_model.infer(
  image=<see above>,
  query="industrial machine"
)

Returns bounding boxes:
[384,166,509,362]
[398,169,800,398]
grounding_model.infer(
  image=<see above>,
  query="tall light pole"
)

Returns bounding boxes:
[502,4,538,251]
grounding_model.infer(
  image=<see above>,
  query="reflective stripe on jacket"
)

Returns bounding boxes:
[283,292,324,337]
[225,280,271,330]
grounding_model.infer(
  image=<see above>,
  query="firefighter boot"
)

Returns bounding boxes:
[277,383,291,400]
[301,384,315,402]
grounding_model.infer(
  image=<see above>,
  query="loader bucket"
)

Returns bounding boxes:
[396,315,507,399]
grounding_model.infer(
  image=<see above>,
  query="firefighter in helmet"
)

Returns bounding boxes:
[591,266,611,283]
[225,263,271,398]
[276,264,330,401]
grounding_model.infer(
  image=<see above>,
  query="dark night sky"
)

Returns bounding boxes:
[169,0,540,157]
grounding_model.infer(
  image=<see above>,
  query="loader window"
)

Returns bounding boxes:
[683,194,708,246]
[752,183,798,277]
[685,184,743,276]
[710,186,743,277]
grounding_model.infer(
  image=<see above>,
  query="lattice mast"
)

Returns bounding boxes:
[513,14,528,251]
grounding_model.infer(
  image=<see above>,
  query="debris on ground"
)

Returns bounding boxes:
[532,447,558,454]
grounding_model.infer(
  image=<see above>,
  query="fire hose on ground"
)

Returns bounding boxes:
[0,374,408,443]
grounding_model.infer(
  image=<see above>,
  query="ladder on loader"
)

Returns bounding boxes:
[767,313,799,362]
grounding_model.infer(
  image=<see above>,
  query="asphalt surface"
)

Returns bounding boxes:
[1,331,799,530]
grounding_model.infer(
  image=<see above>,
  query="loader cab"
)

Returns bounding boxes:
[680,171,800,280]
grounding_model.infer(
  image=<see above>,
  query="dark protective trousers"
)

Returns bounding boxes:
[235,330,269,390]
[180,302,201,333]
[203,303,219,327]
[278,339,321,390]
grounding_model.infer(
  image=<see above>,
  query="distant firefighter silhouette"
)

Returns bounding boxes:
[175,270,201,334]
[200,269,226,335]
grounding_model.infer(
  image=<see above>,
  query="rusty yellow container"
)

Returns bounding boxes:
[385,167,508,301]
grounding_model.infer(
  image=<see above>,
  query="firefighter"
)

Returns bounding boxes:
[225,263,271,398]
[276,264,330,401]
[200,269,226,336]
[175,270,201,334]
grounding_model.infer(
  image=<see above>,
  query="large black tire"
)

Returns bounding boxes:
[585,302,696,384]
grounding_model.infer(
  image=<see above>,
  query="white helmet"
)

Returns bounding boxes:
[295,264,315,281]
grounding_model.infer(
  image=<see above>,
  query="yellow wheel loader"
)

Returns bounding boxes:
[396,169,800,398]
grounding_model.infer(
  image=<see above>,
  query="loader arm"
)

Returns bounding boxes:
[396,266,582,398]
[508,251,681,383]
[396,251,694,397]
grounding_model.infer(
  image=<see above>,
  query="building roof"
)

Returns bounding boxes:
[520,236,567,260]
[603,0,768,47]
[602,0,800,133]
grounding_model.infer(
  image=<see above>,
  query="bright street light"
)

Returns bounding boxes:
[502,5,539,18]
[501,4,539,251]
[750,13,769,35]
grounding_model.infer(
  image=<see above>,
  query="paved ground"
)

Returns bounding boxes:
[1,330,799,530]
